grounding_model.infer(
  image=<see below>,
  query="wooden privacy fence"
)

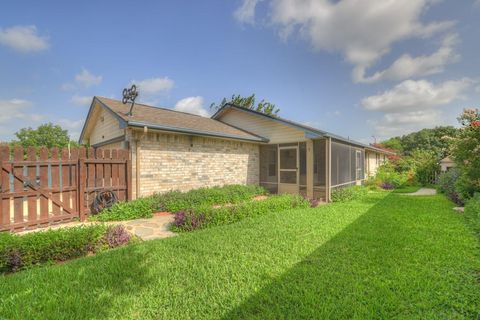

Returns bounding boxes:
[0,145,131,232]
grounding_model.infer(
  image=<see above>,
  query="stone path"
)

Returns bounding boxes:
[17,212,177,241]
[123,212,176,240]
[403,188,437,196]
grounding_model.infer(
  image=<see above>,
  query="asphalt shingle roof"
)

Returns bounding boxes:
[95,97,267,142]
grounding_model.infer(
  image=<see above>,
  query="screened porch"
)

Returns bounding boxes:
[259,138,365,202]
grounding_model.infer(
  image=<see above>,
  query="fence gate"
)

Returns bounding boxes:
[0,146,131,232]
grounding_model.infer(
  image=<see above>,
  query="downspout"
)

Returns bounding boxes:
[135,126,148,198]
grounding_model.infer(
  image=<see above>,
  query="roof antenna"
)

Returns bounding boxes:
[122,84,139,116]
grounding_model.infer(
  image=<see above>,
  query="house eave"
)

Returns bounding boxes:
[127,120,269,143]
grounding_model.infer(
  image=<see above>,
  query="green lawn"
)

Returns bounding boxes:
[1,193,479,319]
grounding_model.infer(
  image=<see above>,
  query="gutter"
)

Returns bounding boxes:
[127,120,268,143]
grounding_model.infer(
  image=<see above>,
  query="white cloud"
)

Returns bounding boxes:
[60,83,75,91]
[237,0,454,81]
[57,118,84,140]
[234,0,262,24]
[361,78,472,112]
[475,0,480,7]
[174,96,210,117]
[355,33,460,83]
[70,95,92,107]
[372,110,444,138]
[75,68,102,87]
[132,77,174,95]
[0,25,49,53]
[0,99,45,140]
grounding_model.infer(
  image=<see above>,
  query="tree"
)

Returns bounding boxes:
[11,123,78,149]
[380,126,458,158]
[450,108,480,200]
[210,94,280,116]
[381,137,403,153]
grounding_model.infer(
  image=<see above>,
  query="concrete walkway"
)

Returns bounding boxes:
[403,188,437,196]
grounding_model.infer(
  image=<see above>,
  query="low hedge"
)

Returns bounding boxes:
[172,194,310,232]
[0,225,132,273]
[151,184,267,212]
[91,184,267,222]
[90,198,156,222]
[331,186,368,203]
[464,193,480,239]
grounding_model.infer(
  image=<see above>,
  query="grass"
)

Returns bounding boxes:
[1,193,479,319]
[392,184,423,193]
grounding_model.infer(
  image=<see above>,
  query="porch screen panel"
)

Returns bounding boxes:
[259,145,278,193]
[313,139,326,186]
[299,142,306,186]
[331,141,353,186]
[331,141,367,186]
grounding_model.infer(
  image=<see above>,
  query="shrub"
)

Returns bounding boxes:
[102,225,132,248]
[437,168,463,205]
[380,182,395,190]
[464,193,480,239]
[151,184,267,212]
[90,197,156,222]
[370,164,409,190]
[172,194,309,232]
[450,108,480,201]
[91,185,267,222]
[331,186,368,202]
[0,225,133,273]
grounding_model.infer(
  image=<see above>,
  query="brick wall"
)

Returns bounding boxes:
[130,131,259,198]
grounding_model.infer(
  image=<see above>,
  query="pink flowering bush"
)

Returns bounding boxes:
[450,108,480,200]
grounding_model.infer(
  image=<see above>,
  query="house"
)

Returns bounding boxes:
[79,97,392,202]
[440,156,456,172]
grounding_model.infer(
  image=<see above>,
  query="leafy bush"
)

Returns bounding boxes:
[151,184,267,212]
[103,225,132,248]
[0,225,132,273]
[370,163,409,190]
[91,185,267,222]
[464,193,480,239]
[437,168,463,205]
[172,194,309,232]
[380,182,395,190]
[450,108,480,201]
[331,186,369,202]
[90,197,156,222]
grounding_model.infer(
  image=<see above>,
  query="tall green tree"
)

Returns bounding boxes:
[11,123,78,149]
[210,94,280,116]
[381,126,458,158]
[450,108,480,200]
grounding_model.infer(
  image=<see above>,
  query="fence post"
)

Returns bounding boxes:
[126,157,132,201]
[78,150,86,222]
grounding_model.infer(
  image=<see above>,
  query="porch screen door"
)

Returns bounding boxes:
[278,146,299,194]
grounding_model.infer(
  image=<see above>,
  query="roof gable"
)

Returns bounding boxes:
[80,97,267,143]
[213,104,395,154]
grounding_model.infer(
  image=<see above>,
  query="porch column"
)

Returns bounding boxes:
[326,137,332,202]
[306,139,314,198]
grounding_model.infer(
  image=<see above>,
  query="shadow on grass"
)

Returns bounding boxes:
[223,194,480,319]
[0,243,154,319]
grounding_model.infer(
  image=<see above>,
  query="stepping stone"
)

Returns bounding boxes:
[134,227,154,237]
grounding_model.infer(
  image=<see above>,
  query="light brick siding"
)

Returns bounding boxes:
[130,132,259,198]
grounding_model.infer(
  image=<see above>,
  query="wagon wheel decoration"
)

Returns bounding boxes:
[91,190,118,214]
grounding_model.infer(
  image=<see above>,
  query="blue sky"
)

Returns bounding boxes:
[0,0,479,143]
